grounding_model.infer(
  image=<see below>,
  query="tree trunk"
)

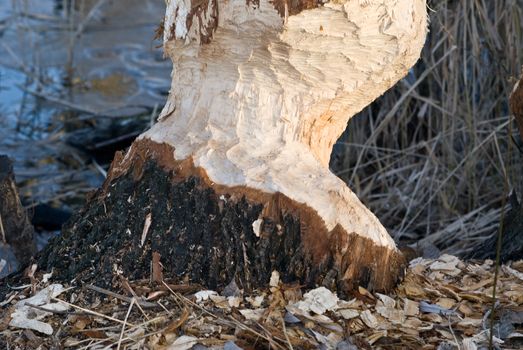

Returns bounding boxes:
[39,0,428,294]
[0,156,36,266]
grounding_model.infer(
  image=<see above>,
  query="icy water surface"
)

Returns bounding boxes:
[0,0,170,276]
[0,0,169,199]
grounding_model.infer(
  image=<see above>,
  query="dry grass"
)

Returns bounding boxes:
[331,0,523,256]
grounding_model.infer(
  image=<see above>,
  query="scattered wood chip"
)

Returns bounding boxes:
[140,213,152,247]
[2,256,522,349]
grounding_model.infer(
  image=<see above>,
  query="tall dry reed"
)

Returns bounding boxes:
[331,0,523,256]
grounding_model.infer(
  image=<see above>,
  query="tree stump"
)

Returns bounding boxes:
[38,0,428,294]
[0,155,36,266]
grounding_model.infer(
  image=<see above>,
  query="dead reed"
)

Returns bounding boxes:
[331,0,523,256]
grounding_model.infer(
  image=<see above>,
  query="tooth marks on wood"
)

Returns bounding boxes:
[246,0,324,18]
[269,0,324,18]
[38,140,405,294]
[165,0,218,44]
[188,0,218,44]
[164,0,326,46]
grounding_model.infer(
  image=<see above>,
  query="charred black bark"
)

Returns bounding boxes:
[38,159,335,292]
[36,139,406,294]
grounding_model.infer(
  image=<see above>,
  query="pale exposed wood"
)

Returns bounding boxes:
[144,0,428,250]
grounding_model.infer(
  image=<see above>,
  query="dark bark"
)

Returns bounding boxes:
[37,140,405,295]
[38,158,337,291]
[0,155,36,265]
[31,204,71,231]
[467,192,523,262]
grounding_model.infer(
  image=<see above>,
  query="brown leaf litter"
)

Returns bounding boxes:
[1,255,522,349]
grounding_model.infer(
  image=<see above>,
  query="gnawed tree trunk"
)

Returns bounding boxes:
[39,0,428,293]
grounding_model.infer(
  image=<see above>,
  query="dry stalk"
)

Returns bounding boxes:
[116,297,135,350]
[332,0,523,255]
[0,213,6,244]
[51,297,136,327]
[86,284,157,308]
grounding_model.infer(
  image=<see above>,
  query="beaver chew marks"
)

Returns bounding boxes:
[40,140,405,293]
[40,0,428,293]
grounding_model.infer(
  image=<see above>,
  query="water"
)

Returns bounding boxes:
[0,0,171,275]
[0,0,170,199]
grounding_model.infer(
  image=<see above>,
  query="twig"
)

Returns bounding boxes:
[116,297,135,350]
[51,297,136,327]
[86,284,157,308]
[73,0,108,39]
[159,283,202,294]
[281,316,294,350]
[447,314,461,350]
[18,86,99,115]
[8,284,32,290]
[489,118,512,350]
[92,131,141,150]
[91,160,107,179]
[26,302,80,316]
[18,12,61,22]
[156,300,175,317]
[77,337,109,350]
[0,213,6,244]
[76,315,169,350]
[64,336,105,348]
[117,276,151,320]
[0,42,42,85]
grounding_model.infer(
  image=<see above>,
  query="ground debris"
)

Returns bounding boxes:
[1,256,522,349]
[8,284,69,335]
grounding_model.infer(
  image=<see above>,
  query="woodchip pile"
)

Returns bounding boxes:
[1,255,522,349]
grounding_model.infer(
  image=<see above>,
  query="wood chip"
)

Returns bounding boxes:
[360,310,378,328]
[404,299,420,316]
[140,213,152,247]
